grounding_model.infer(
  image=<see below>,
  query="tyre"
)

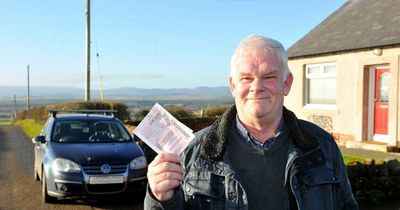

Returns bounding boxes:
[42,171,56,203]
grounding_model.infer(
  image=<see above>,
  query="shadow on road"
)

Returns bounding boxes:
[46,193,145,210]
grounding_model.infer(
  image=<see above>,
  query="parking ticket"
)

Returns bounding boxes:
[133,103,195,154]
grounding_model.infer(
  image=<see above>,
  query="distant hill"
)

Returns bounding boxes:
[0,86,234,116]
[0,86,83,97]
[0,86,231,97]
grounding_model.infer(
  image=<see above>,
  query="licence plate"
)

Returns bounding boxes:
[89,176,124,184]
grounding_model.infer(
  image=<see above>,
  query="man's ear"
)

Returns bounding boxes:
[228,76,236,98]
[283,72,293,96]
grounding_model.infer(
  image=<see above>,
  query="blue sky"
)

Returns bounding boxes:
[0,0,345,90]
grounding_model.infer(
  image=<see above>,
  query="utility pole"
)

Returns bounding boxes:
[85,0,91,101]
[13,94,17,119]
[99,75,104,101]
[26,65,30,110]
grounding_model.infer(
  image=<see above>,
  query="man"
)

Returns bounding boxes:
[144,34,358,210]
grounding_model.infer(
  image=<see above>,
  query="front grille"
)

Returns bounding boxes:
[81,163,127,174]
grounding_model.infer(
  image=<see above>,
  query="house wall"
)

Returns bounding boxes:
[286,47,400,147]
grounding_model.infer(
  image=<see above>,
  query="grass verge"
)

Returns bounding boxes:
[0,118,12,126]
[14,119,44,139]
[343,155,366,165]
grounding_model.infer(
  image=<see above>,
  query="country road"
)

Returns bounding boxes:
[0,125,144,210]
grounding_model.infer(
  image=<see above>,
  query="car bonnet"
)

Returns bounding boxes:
[50,141,143,164]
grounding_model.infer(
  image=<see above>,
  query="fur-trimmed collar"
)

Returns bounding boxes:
[200,105,319,162]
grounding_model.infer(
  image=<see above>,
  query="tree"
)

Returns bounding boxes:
[133,108,150,120]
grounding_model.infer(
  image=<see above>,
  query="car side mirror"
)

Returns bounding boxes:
[32,135,46,144]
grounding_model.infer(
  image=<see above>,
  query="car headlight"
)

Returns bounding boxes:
[130,156,147,169]
[52,158,81,173]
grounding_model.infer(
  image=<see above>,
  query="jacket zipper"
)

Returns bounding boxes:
[284,146,320,210]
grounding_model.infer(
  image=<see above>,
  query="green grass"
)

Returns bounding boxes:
[343,155,367,165]
[14,119,44,139]
[0,118,12,125]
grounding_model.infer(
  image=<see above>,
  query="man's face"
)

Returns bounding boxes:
[229,50,293,124]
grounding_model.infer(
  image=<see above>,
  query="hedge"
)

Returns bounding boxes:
[16,101,130,124]
[347,159,400,205]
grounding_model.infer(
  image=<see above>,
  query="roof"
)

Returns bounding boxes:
[287,0,400,58]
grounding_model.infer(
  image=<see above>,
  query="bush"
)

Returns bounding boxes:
[133,108,150,120]
[202,105,230,117]
[166,106,194,119]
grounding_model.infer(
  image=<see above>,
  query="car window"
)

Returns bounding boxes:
[52,120,131,143]
[43,118,54,141]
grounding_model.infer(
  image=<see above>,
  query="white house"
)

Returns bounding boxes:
[286,0,400,151]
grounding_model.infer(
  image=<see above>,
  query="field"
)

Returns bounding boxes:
[0,118,12,126]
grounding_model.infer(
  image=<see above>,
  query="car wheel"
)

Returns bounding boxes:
[33,166,39,181]
[42,171,56,203]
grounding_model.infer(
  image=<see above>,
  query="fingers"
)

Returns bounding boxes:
[150,153,182,167]
[147,153,184,201]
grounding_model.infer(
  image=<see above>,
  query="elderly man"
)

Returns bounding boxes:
[144,34,358,210]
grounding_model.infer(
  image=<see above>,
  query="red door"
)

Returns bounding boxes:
[374,68,389,135]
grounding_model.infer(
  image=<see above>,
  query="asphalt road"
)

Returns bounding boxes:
[0,125,144,210]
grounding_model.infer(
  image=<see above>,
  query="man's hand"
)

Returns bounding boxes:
[147,153,184,201]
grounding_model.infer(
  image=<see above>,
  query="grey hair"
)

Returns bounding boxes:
[230,34,291,80]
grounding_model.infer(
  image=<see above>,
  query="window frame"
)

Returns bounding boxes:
[303,62,337,110]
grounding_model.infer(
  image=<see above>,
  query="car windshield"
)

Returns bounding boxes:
[52,120,132,143]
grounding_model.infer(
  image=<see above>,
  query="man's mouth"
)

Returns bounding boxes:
[247,97,269,100]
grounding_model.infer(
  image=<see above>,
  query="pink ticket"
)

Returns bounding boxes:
[134,103,195,154]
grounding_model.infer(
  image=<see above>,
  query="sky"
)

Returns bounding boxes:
[0,0,345,90]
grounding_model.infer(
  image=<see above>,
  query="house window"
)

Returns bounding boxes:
[305,63,337,108]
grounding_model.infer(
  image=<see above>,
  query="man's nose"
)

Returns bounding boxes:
[250,78,265,92]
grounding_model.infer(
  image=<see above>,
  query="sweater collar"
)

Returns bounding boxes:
[200,105,319,162]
